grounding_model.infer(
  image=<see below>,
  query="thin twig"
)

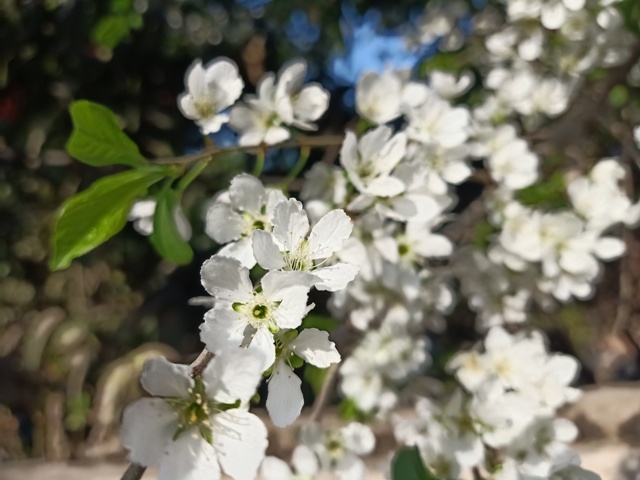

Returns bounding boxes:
[120,462,147,480]
[307,363,340,424]
[190,348,214,378]
[153,135,345,165]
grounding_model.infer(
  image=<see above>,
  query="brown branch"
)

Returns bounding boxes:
[307,362,340,424]
[120,462,147,480]
[189,348,214,379]
[153,135,346,165]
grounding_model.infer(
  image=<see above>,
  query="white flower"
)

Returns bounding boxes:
[229,59,329,146]
[178,58,244,134]
[121,352,267,480]
[403,85,470,148]
[260,446,319,480]
[406,142,472,195]
[340,126,407,197]
[128,199,192,240]
[429,70,474,99]
[356,70,405,125]
[300,422,375,480]
[253,198,359,292]
[266,328,341,427]
[205,174,286,268]
[199,254,313,371]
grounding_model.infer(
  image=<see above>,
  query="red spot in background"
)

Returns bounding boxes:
[0,84,27,124]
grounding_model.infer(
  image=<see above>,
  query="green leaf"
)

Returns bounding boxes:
[391,446,439,480]
[515,172,567,210]
[301,314,338,332]
[149,189,193,265]
[66,100,147,168]
[91,15,132,49]
[303,364,328,395]
[50,168,166,270]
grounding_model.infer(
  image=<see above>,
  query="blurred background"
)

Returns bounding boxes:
[2,0,640,473]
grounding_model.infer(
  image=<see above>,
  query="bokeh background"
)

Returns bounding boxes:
[2,0,640,469]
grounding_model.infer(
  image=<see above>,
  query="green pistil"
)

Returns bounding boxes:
[398,243,410,256]
[252,304,268,319]
[253,220,266,230]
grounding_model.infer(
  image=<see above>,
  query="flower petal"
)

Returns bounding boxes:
[312,263,360,291]
[205,203,243,244]
[215,409,268,480]
[121,398,176,467]
[158,431,220,480]
[141,357,192,398]
[252,230,287,270]
[272,198,310,251]
[203,350,264,405]
[308,209,353,259]
[266,361,304,427]
[200,255,253,303]
[229,174,266,214]
[290,328,341,368]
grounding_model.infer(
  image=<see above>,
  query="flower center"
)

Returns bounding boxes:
[252,304,269,319]
[195,99,216,118]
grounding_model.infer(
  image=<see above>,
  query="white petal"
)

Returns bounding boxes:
[485,326,512,351]
[215,409,268,480]
[272,286,311,329]
[264,126,291,145]
[292,445,319,475]
[184,60,207,98]
[260,456,293,480]
[341,422,376,455]
[128,199,157,220]
[205,203,243,244]
[206,58,244,109]
[375,132,407,175]
[442,161,472,184]
[365,176,406,197]
[203,350,264,404]
[218,237,257,269]
[294,84,330,122]
[261,270,315,298]
[308,209,353,259]
[414,234,453,258]
[229,174,266,214]
[290,328,341,368]
[340,131,359,174]
[251,327,277,371]
[312,263,360,291]
[121,398,176,467]
[266,361,304,427]
[335,455,367,480]
[593,236,625,260]
[252,230,286,270]
[272,198,310,251]
[158,433,220,480]
[200,306,247,353]
[141,357,192,398]
[547,354,579,385]
[200,255,253,303]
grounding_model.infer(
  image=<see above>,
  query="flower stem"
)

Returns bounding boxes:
[176,158,210,192]
[279,146,310,192]
[252,149,266,177]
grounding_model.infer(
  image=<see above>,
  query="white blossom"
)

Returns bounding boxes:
[178,58,244,134]
[121,352,267,480]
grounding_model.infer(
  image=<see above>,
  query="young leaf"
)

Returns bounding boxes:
[149,189,193,265]
[66,100,147,168]
[391,446,440,480]
[50,168,166,271]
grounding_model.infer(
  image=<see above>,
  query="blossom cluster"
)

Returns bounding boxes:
[118,0,640,477]
[394,326,596,480]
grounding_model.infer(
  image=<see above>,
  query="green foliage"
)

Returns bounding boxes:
[49,168,167,271]
[391,446,440,480]
[473,220,498,250]
[619,0,640,35]
[91,0,144,49]
[609,85,629,108]
[301,313,338,332]
[303,364,328,395]
[66,100,148,168]
[149,188,194,265]
[515,172,568,210]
